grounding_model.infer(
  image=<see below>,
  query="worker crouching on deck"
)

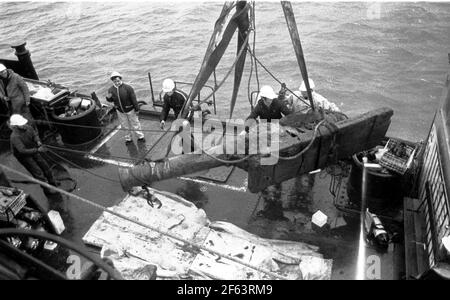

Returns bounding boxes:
[106,71,145,144]
[9,114,58,195]
[159,78,186,129]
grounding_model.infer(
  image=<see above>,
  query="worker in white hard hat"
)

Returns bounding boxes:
[290,78,340,113]
[246,85,291,123]
[106,71,145,144]
[159,78,187,129]
[0,63,34,122]
[9,114,58,194]
[244,85,291,220]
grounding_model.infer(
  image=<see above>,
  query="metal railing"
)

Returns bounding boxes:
[418,123,450,268]
[147,72,217,114]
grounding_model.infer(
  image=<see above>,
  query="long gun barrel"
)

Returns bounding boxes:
[118,108,393,193]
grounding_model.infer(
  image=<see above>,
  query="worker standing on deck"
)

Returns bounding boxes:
[9,114,58,194]
[289,79,340,113]
[0,63,34,122]
[106,71,145,144]
[159,78,186,129]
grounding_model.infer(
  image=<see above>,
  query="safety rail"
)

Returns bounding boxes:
[417,123,450,269]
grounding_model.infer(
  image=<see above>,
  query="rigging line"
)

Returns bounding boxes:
[201,146,251,165]
[189,130,251,164]
[0,114,177,133]
[137,128,171,164]
[196,32,251,105]
[44,144,140,163]
[278,120,326,161]
[184,1,244,101]
[252,1,260,93]
[0,163,288,280]
[245,47,310,107]
[45,148,121,184]
[245,10,256,110]
[247,29,255,110]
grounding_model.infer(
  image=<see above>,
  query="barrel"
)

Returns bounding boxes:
[347,153,403,214]
[51,98,101,146]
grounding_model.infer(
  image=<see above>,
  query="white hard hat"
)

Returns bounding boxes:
[0,64,6,72]
[162,78,175,93]
[257,85,278,100]
[110,71,122,80]
[299,78,315,92]
[9,114,28,126]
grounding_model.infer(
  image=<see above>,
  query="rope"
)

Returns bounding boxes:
[44,144,139,164]
[138,128,171,164]
[246,47,310,107]
[0,113,177,133]
[45,148,121,184]
[41,152,78,193]
[191,133,251,165]
[196,33,250,105]
[247,3,256,110]
[0,163,288,280]
[278,120,326,161]
[252,1,260,93]
[201,148,251,165]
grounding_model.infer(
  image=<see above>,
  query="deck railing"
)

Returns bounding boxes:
[418,123,450,268]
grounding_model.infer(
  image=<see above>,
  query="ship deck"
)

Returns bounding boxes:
[0,110,405,280]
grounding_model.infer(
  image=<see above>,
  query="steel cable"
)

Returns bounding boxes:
[0,163,289,280]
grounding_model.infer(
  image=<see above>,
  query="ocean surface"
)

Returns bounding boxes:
[1,1,450,141]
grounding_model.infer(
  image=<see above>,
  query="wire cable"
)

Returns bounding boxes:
[246,47,310,107]
[278,120,326,161]
[0,163,288,280]
[0,113,177,133]
[45,148,121,184]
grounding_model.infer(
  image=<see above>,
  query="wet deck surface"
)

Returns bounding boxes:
[0,113,404,280]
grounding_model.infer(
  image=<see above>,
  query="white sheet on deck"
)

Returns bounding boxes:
[82,187,332,280]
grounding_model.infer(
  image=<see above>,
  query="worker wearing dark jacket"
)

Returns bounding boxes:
[106,71,145,143]
[159,78,186,129]
[242,85,291,134]
[246,85,291,122]
[0,64,33,121]
[9,114,57,194]
[245,85,291,220]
